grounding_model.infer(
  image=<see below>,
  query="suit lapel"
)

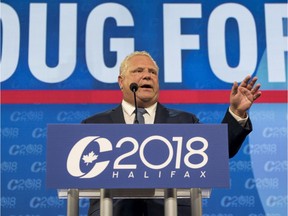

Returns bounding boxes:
[154,103,169,123]
[110,105,126,123]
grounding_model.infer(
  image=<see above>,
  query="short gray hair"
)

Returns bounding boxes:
[119,51,159,76]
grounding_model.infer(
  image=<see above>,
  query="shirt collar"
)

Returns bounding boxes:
[144,102,157,116]
[121,100,157,116]
[122,100,135,116]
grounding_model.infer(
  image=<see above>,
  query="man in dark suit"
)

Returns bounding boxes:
[82,51,262,216]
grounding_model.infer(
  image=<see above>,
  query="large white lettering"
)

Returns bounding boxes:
[265,4,288,82]
[208,3,257,82]
[0,3,20,82]
[0,2,286,84]
[86,3,134,83]
[28,3,77,83]
[163,4,201,82]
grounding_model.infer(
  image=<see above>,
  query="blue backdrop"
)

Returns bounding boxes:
[1,0,287,215]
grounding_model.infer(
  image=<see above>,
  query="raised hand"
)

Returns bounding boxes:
[229,75,262,118]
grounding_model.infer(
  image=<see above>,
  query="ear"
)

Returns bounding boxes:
[118,75,123,90]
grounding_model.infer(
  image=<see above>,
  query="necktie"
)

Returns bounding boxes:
[135,108,146,124]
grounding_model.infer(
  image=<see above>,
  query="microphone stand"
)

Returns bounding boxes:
[132,88,139,124]
[130,83,139,124]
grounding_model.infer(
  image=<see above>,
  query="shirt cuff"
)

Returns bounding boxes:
[228,107,248,127]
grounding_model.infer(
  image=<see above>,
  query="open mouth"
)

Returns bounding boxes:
[140,84,152,89]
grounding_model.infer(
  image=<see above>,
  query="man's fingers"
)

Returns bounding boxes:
[253,93,261,101]
[247,77,258,90]
[253,89,262,101]
[251,83,261,94]
[239,75,252,87]
[231,81,238,95]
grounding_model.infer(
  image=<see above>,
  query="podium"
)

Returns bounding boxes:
[47,124,230,216]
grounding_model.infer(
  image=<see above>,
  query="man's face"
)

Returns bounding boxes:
[118,54,159,108]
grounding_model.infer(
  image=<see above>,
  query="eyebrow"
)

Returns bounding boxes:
[130,67,158,74]
[131,67,144,72]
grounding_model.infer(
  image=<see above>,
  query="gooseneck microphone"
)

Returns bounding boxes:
[129,83,139,124]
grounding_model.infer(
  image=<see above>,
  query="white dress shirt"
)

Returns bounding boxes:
[121,100,156,124]
[121,100,248,126]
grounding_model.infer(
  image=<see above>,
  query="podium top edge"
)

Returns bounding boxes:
[57,188,212,199]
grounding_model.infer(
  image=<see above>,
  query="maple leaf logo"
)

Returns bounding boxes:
[82,151,98,165]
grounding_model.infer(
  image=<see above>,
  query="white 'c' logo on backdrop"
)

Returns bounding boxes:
[66,136,112,178]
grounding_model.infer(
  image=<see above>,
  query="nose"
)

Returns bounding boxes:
[142,69,151,80]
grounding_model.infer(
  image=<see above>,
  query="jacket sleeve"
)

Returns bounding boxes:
[222,109,252,158]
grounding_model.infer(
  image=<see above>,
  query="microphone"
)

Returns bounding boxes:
[130,82,138,92]
[129,83,139,124]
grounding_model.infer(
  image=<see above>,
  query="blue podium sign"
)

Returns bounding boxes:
[47,124,229,189]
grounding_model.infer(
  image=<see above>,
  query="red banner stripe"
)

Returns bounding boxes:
[1,90,287,104]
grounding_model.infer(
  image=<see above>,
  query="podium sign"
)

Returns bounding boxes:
[47,124,229,189]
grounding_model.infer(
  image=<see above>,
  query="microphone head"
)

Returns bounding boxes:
[130,83,138,92]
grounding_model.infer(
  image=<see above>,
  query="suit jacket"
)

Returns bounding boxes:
[82,103,252,216]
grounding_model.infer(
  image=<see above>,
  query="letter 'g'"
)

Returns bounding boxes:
[67,136,112,178]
